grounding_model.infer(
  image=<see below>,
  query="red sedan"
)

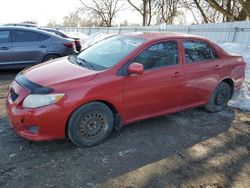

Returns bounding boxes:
[6,33,246,147]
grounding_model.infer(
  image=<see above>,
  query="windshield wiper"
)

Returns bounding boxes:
[76,57,95,70]
[69,55,105,71]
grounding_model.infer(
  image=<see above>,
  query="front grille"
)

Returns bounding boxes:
[10,90,19,102]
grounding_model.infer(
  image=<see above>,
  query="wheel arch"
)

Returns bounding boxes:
[221,78,234,97]
[65,100,120,137]
[95,100,119,114]
[42,53,61,62]
[207,77,234,104]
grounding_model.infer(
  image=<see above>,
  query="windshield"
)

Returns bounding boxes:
[77,36,146,69]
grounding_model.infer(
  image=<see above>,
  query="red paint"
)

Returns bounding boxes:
[6,33,246,141]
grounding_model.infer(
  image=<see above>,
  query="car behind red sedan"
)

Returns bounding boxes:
[6,33,246,147]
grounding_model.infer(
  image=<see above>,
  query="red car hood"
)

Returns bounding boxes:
[22,57,97,87]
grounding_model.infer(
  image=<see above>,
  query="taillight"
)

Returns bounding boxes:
[64,42,74,48]
[75,40,80,44]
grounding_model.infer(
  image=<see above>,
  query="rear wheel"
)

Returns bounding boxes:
[205,82,232,112]
[42,54,60,62]
[68,102,114,147]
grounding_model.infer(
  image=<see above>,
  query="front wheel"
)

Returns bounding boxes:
[205,82,232,112]
[68,102,114,147]
[42,54,60,62]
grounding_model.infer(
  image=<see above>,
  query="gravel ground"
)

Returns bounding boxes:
[0,71,249,188]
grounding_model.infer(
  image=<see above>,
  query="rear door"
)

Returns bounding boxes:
[12,29,51,66]
[0,29,12,66]
[181,39,222,107]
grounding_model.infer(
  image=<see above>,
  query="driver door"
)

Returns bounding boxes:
[123,40,184,122]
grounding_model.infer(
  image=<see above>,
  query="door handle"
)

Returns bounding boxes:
[39,45,47,48]
[215,65,222,70]
[173,72,184,78]
[0,47,9,50]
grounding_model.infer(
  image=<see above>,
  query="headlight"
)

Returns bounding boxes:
[22,93,65,108]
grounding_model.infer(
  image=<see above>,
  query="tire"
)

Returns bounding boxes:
[68,102,114,147]
[42,54,60,62]
[205,82,232,112]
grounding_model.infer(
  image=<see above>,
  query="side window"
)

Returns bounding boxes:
[0,31,10,43]
[38,33,50,41]
[13,31,49,42]
[133,41,179,70]
[55,31,65,37]
[184,40,217,63]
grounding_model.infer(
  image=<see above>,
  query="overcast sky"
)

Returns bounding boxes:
[0,0,143,26]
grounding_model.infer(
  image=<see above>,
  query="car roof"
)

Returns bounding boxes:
[124,32,208,41]
[41,28,60,31]
[0,26,59,37]
[0,25,40,30]
[3,23,37,27]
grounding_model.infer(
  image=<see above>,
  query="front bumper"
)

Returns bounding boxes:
[5,81,67,141]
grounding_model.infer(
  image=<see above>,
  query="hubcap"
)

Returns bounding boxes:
[215,90,227,105]
[78,112,107,138]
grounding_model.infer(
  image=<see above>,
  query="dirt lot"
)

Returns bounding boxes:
[0,71,249,188]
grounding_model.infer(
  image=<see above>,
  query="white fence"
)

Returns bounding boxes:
[60,21,250,46]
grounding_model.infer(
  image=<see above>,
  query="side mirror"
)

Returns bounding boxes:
[128,63,144,75]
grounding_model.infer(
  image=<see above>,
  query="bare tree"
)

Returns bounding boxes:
[187,0,250,23]
[62,9,103,27]
[205,0,250,21]
[181,0,222,23]
[238,0,250,19]
[192,0,209,23]
[63,11,82,27]
[127,0,153,26]
[79,0,122,27]
[47,20,62,27]
[154,0,180,24]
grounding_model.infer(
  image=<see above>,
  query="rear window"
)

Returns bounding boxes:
[13,30,50,42]
[184,40,217,63]
[0,30,10,43]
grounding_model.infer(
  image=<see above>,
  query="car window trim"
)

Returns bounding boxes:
[141,63,183,74]
[183,58,218,65]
